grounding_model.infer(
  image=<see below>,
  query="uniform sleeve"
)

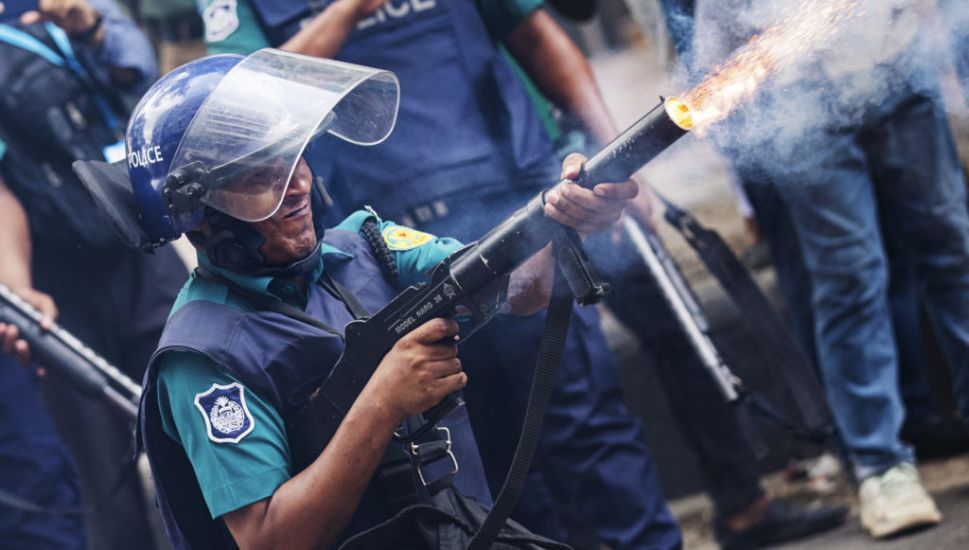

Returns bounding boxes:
[85,0,158,92]
[382,222,463,286]
[478,0,544,39]
[200,0,272,55]
[156,352,291,519]
[333,210,464,286]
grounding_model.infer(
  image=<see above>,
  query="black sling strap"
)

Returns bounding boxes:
[195,266,348,337]
[467,255,575,550]
[654,192,834,442]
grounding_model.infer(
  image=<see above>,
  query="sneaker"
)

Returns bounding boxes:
[858,463,942,539]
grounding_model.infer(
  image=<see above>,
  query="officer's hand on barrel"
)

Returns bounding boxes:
[367,318,466,421]
[545,152,639,234]
[21,0,102,39]
[0,287,57,371]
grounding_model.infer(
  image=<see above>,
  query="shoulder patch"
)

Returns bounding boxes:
[203,0,240,43]
[382,225,433,251]
[194,382,255,444]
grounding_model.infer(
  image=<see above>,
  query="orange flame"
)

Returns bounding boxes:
[681,0,866,132]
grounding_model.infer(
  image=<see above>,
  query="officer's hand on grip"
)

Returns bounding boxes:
[545,152,639,234]
[366,318,466,422]
[0,287,57,371]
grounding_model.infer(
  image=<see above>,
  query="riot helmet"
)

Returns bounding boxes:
[75,49,399,252]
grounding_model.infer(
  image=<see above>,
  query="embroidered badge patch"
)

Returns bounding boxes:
[203,0,240,43]
[194,382,255,444]
[382,225,433,251]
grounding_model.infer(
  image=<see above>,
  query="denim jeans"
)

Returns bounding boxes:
[754,90,969,479]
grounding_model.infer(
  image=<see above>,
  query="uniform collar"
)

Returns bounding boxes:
[196,241,354,304]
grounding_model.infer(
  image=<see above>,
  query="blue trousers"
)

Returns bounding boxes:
[414,188,682,549]
[459,307,682,549]
[749,90,969,479]
[0,355,85,549]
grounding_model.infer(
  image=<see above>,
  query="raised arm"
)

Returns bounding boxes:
[503,8,655,224]
[504,7,618,145]
[280,0,385,57]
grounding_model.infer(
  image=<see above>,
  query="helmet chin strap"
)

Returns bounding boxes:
[198,172,331,278]
[201,212,324,279]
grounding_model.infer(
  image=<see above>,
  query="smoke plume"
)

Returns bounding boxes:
[679,0,965,176]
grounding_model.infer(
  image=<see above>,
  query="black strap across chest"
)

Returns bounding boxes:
[195,266,368,335]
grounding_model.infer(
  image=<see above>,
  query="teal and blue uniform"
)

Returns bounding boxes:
[154,212,464,521]
[198,2,681,547]
[141,212,506,548]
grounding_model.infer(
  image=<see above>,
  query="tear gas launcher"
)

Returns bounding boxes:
[292,97,703,465]
[0,283,141,419]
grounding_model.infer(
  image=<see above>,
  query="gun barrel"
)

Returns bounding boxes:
[577,97,692,187]
[0,283,140,419]
[451,97,692,290]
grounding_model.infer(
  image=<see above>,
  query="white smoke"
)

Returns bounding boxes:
[684,0,964,176]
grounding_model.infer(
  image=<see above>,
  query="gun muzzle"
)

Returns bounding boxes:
[575,97,692,187]
[450,97,693,288]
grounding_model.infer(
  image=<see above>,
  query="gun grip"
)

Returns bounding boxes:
[416,392,465,439]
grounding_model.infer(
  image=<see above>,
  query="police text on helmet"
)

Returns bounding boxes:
[128,145,164,168]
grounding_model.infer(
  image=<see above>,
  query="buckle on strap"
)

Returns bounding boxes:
[411,426,459,488]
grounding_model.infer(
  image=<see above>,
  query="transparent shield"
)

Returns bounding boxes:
[169,49,399,221]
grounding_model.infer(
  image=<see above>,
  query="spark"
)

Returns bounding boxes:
[681,0,867,132]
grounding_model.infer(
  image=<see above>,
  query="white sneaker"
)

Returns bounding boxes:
[859,463,942,539]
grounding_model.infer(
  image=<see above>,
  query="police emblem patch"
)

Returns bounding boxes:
[203,0,240,43]
[382,225,433,251]
[194,382,255,444]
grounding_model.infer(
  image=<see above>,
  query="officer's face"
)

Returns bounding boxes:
[249,157,318,265]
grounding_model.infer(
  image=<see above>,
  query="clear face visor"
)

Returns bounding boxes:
[168,49,399,222]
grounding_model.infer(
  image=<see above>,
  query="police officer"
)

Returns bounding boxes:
[82,50,639,549]
[198,2,682,547]
[0,163,84,547]
[0,1,184,547]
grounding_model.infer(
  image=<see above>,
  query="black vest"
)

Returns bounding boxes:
[139,229,493,549]
[0,24,127,253]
